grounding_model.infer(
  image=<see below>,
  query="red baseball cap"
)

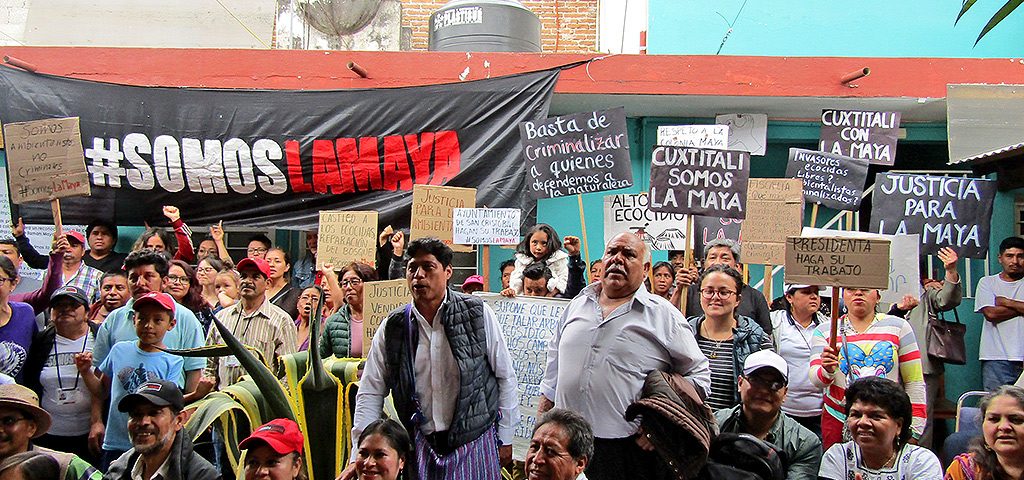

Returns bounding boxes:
[236,257,271,278]
[65,230,85,245]
[239,418,304,455]
[132,291,175,314]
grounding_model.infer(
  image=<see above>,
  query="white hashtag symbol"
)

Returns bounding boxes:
[85,138,126,187]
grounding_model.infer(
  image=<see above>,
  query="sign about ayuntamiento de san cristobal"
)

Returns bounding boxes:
[869,173,996,259]
[648,146,750,219]
[521,107,633,199]
[819,109,901,166]
[786,148,869,210]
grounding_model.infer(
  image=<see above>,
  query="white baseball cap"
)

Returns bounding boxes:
[784,284,824,294]
[742,350,788,381]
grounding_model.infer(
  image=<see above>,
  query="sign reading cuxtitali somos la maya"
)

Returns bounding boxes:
[603,193,688,251]
[785,148,869,211]
[819,109,900,166]
[521,107,632,199]
[869,173,996,259]
[648,146,750,218]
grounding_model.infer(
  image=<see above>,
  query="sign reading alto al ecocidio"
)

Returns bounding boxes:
[869,173,996,259]
[521,107,633,199]
[316,210,377,270]
[819,109,900,166]
[603,193,688,251]
[411,184,476,253]
[784,236,891,289]
[785,148,869,211]
[478,292,569,461]
[452,208,521,245]
[361,279,411,354]
[648,145,750,218]
[3,117,91,203]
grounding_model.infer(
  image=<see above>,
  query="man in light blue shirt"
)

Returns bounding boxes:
[93,249,206,389]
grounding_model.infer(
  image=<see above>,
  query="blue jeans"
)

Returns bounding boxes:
[982,360,1023,391]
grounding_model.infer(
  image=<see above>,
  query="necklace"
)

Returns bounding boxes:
[701,323,729,359]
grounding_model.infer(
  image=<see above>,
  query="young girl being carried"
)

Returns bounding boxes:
[501,224,569,297]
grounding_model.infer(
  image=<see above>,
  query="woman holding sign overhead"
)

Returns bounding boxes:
[320,262,378,358]
[809,287,927,451]
[688,264,773,411]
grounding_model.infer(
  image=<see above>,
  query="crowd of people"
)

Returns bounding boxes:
[0,207,1020,480]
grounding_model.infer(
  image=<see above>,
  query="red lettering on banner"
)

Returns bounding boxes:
[312,139,344,194]
[431,130,461,185]
[285,140,313,193]
[338,137,383,191]
[404,133,435,183]
[383,136,413,191]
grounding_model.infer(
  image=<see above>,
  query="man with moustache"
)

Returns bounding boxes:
[88,272,131,324]
[104,379,219,480]
[976,236,1024,389]
[60,231,104,303]
[525,409,593,480]
[714,350,821,480]
[343,237,518,479]
[205,258,295,388]
[539,233,710,480]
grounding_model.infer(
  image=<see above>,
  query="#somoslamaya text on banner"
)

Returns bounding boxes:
[0,67,558,228]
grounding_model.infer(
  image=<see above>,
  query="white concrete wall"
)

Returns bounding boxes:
[599,0,647,54]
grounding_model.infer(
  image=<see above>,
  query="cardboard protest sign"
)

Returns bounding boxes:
[716,114,767,156]
[648,146,750,218]
[657,124,729,149]
[786,148,869,210]
[2,117,91,203]
[411,184,476,252]
[479,293,569,460]
[740,179,804,265]
[693,215,742,256]
[819,109,900,166]
[603,193,688,251]
[869,173,996,259]
[784,237,890,289]
[316,210,377,269]
[802,227,921,304]
[521,107,632,199]
[452,208,520,245]
[361,279,411,354]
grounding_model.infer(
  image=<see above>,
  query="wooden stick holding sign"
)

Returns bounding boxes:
[810,204,819,228]
[678,215,693,313]
[51,199,63,237]
[830,288,840,349]
[577,194,591,266]
[763,265,772,302]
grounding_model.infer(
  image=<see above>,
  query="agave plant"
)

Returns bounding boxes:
[171,294,364,480]
[956,0,1023,45]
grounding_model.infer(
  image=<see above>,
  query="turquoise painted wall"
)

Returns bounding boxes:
[648,0,1024,57]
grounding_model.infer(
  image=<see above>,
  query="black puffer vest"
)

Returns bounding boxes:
[383,290,499,447]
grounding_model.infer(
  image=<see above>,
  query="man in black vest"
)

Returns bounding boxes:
[342,237,518,479]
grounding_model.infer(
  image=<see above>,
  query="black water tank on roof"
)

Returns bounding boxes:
[429,0,542,52]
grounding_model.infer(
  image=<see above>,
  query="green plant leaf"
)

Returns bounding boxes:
[210,316,296,422]
[956,0,979,24]
[976,0,1024,44]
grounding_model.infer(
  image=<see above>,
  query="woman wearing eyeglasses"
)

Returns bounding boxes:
[164,260,216,334]
[688,264,773,411]
[266,248,301,321]
[809,287,926,451]
[320,262,379,358]
[194,256,226,313]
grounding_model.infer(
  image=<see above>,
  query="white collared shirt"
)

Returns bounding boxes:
[351,290,519,459]
[131,454,171,480]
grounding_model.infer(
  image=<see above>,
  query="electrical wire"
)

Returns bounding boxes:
[215,0,273,49]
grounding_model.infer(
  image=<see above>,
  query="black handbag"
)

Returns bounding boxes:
[926,307,967,365]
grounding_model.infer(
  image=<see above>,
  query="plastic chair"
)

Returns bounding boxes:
[954,390,988,434]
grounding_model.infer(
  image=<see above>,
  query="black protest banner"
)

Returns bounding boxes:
[869,173,996,259]
[693,215,742,256]
[819,109,900,166]
[0,66,558,228]
[648,146,749,218]
[521,107,632,199]
[785,148,869,210]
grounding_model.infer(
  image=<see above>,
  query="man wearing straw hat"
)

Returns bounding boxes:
[0,383,100,479]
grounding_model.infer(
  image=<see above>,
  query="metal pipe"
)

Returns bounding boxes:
[347,61,368,78]
[3,55,38,73]
[840,67,870,84]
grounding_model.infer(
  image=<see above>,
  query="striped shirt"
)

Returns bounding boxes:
[205,297,297,387]
[809,313,927,439]
[697,337,738,411]
[63,263,103,303]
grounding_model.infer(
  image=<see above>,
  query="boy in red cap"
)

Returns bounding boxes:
[75,292,213,470]
[240,418,305,479]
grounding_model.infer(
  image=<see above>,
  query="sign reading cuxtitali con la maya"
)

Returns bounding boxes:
[648,146,750,219]
[819,109,901,166]
[521,107,633,199]
[869,173,996,259]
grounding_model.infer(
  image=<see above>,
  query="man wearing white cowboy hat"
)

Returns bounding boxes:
[0,383,100,479]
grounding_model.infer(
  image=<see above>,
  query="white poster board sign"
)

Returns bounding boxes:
[452,208,520,245]
[656,125,729,149]
[716,113,768,155]
[479,293,568,461]
[801,227,922,304]
[603,193,688,250]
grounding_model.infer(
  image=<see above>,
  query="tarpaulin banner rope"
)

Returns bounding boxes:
[0,65,560,229]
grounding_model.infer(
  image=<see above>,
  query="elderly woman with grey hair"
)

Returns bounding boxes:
[526,408,595,480]
[671,238,772,334]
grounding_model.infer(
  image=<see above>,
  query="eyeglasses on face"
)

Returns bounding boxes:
[700,288,736,299]
[0,415,27,427]
[341,278,363,288]
[166,275,190,284]
[247,247,268,254]
[743,375,787,392]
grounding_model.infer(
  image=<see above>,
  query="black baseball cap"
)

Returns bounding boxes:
[118,379,185,413]
[49,286,90,307]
